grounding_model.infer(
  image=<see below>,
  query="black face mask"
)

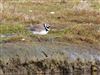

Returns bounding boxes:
[44,24,50,31]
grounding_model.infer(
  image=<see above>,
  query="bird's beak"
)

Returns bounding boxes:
[48,26,50,28]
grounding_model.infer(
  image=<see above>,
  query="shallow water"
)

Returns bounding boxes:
[36,72,100,75]
[3,72,99,75]
[62,72,99,75]
[14,72,99,75]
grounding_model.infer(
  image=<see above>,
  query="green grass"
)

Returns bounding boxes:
[0,1,100,44]
[0,24,25,34]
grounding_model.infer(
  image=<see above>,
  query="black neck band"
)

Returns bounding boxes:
[44,25,48,31]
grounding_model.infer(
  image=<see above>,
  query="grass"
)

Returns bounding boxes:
[0,1,100,45]
[0,24,26,34]
[0,1,100,74]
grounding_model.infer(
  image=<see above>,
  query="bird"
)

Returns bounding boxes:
[29,23,50,35]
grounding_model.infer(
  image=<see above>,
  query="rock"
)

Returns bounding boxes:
[50,12,55,14]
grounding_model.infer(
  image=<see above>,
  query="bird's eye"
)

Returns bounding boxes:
[47,27,49,28]
[48,26,50,28]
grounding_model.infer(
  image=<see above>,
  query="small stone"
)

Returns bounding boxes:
[50,12,55,14]
[29,10,32,12]
[21,38,25,41]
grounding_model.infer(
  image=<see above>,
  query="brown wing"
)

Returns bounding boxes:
[30,24,45,32]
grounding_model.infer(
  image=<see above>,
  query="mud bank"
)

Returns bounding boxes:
[0,42,100,74]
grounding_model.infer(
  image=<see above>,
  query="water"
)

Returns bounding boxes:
[21,72,100,75]
[35,72,100,75]
[2,72,100,75]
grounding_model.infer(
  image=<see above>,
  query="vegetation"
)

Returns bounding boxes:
[0,1,100,74]
[0,0,100,45]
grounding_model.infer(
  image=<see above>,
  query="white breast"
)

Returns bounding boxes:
[32,30,48,35]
